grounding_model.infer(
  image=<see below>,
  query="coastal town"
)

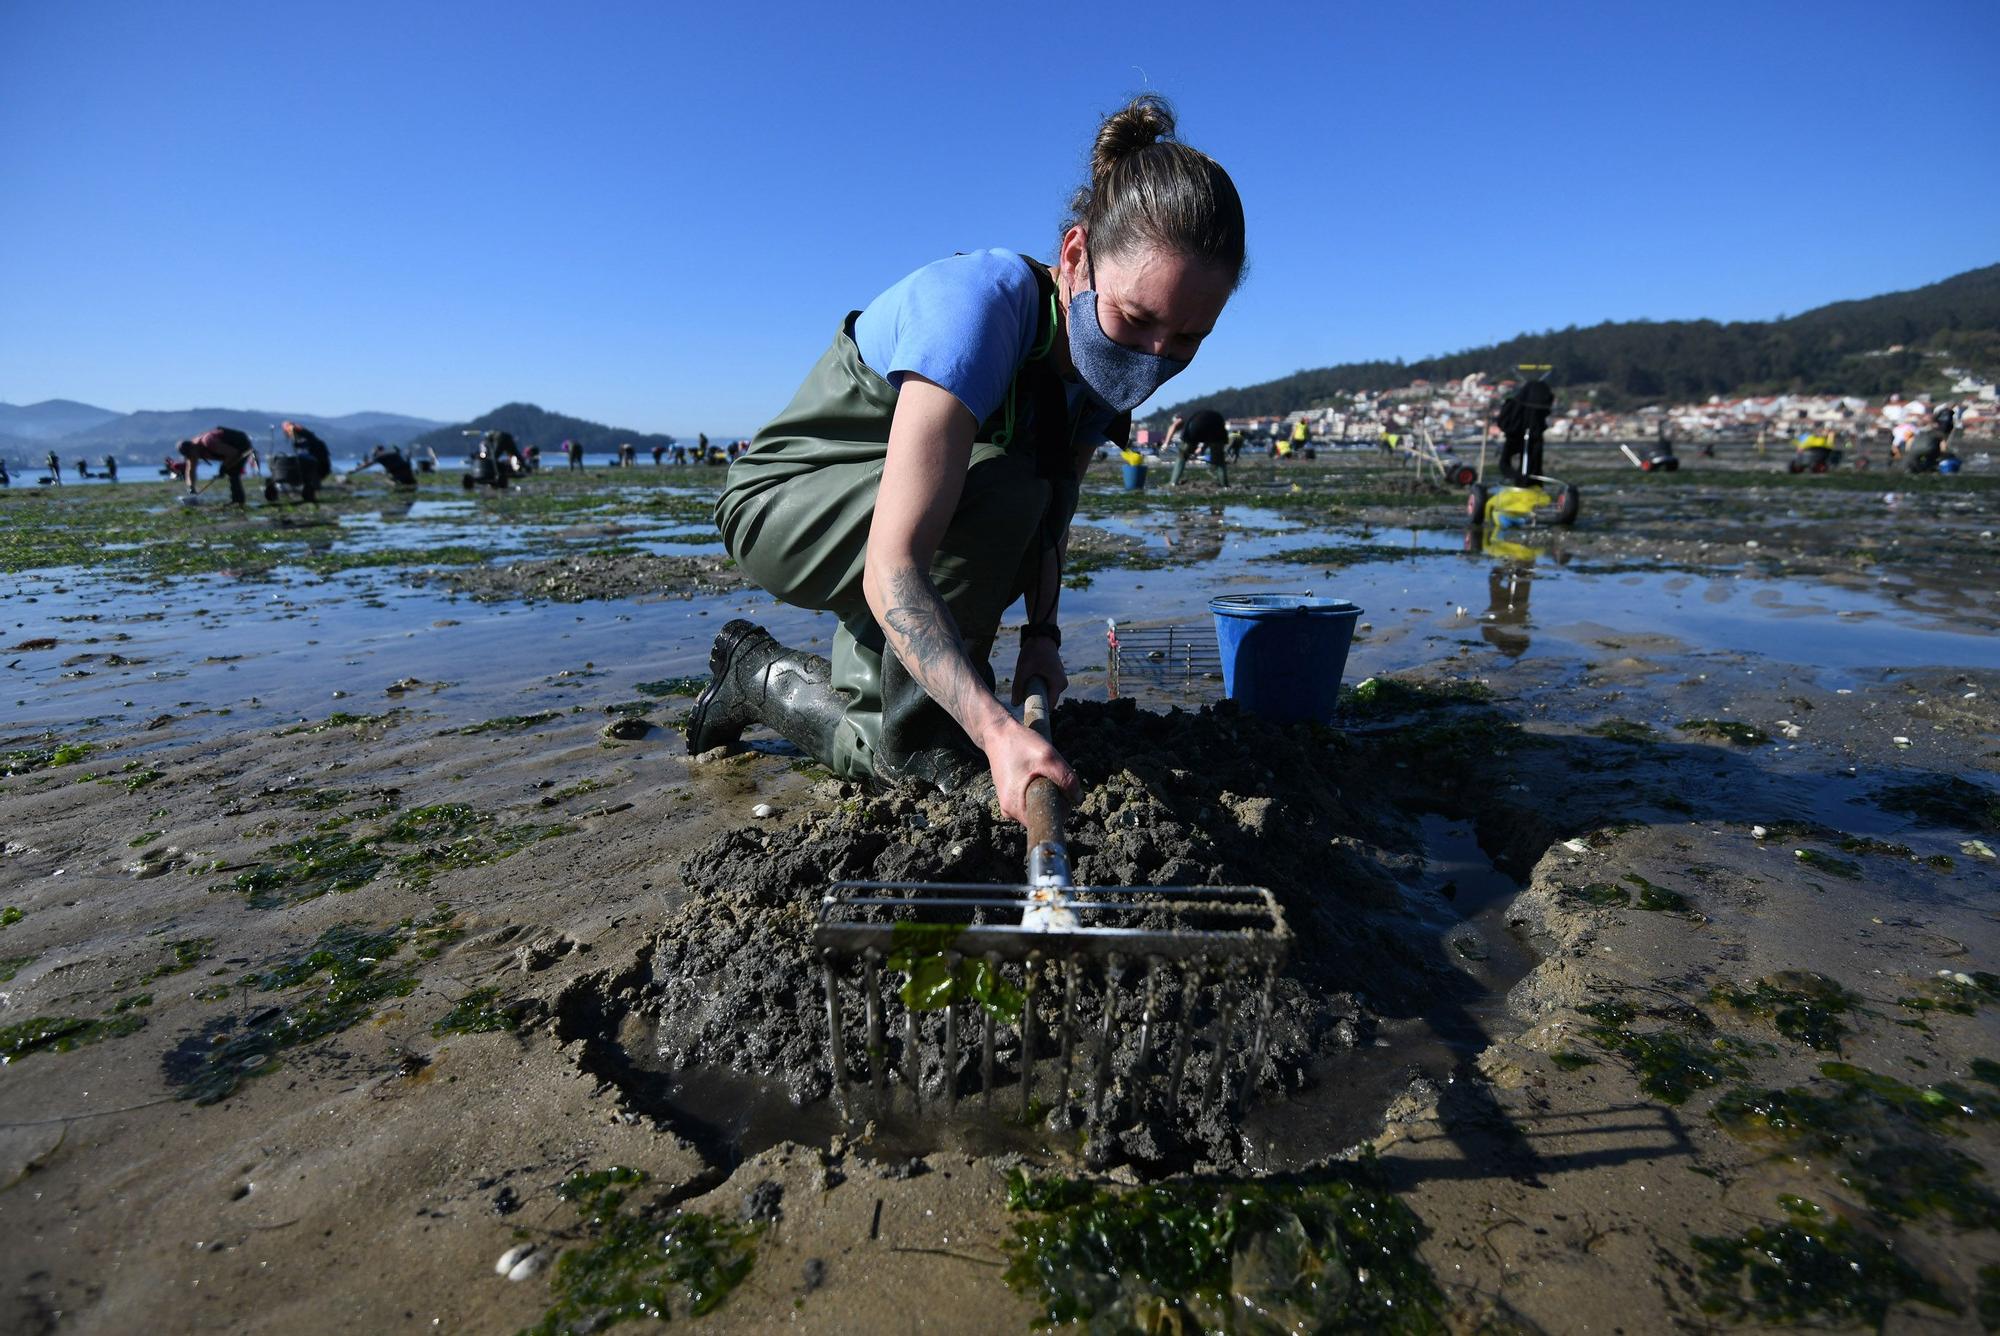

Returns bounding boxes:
[1163,361,1998,454]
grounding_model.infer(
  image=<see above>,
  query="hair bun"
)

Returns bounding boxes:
[1091,94,1176,181]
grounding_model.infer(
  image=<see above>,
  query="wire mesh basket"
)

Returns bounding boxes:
[1105,617,1223,706]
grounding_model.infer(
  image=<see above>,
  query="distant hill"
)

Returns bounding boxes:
[24,408,449,464]
[0,399,122,441]
[410,403,675,455]
[1150,262,2000,424]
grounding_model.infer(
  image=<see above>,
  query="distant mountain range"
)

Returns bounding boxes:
[408,402,676,455]
[1150,262,2000,425]
[0,402,450,465]
[0,398,689,468]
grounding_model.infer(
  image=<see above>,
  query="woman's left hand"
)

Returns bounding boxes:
[1012,636,1067,705]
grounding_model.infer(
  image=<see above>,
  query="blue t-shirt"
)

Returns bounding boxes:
[853,249,1043,424]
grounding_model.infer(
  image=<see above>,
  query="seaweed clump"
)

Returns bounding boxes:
[524,1167,762,1334]
[1676,718,1768,746]
[1694,1196,1952,1326]
[1003,1162,1443,1333]
[1,1013,145,1065]
[1711,1061,2000,1227]
[1578,1000,1760,1105]
[1873,775,2000,835]
[163,920,430,1103]
[1709,971,1860,1051]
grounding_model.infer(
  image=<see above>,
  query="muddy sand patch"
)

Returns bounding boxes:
[404,550,745,602]
[593,695,1519,1171]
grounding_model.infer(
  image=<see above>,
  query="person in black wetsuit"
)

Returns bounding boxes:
[102,455,119,482]
[1496,375,1555,482]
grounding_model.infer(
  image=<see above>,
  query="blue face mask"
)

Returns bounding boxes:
[1066,249,1191,413]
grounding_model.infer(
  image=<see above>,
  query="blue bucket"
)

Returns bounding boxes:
[1208,594,1363,724]
[1121,463,1148,490]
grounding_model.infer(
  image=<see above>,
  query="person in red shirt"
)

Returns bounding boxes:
[177,427,257,504]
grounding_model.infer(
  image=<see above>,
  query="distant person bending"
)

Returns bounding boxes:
[619,442,637,467]
[651,444,665,466]
[1164,408,1230,486]
[102,455,119,482]
[177,427,256,504]
[281,421,334,488]
[46,451,61,485]
[358,445,419,486]
[564,439,584,471]
[0,458,10,486]
[1906,407,1957,474]
[1496,377,1555,482]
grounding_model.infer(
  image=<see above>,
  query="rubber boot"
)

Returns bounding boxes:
[875,646,989,795]
[685,620,843,762]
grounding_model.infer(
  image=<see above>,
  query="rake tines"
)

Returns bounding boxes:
[813,882,1289,1133]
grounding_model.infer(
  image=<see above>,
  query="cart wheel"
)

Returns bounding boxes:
[262,480,279,503]
[1659,458,1680,472]
[1553,483,1580,526]
[1466,483,1489,526]
[1787,459,1805,474]
[1450,464,1477,487]
[301,478,318,504]
[461,473,476,491]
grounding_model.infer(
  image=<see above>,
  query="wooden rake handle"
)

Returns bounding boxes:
[1020,677,1068,859]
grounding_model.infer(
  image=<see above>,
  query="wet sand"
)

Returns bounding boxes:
[2,451,1997,1332]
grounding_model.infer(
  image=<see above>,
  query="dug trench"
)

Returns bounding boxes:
[557,685,1572,1178]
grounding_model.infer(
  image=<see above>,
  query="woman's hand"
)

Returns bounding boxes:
[986,716,1079,828]
[1011,636,1067,705]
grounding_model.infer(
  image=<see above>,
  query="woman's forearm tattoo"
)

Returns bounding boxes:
[881,564,982,723]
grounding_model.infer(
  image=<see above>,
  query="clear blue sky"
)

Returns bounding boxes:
[2,0,1993,437]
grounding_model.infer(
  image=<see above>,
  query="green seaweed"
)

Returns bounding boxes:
[1793,847,1862,878]
[1837,835,1913,857]
[0,955,32,982]
[1343,676,1492,717]
[1579,1000,1755,1104]
[1549,1050,1596,1071]
[1676,718,1769,746]
[527,1167,762,1333]
[380,803,483,842]
[433,986,521,1036]
[1897,971,2000,1015]
[1002,1162,1444,1333]
[230,832,386,908]
[600,700,653,718]
[1709,971,1860,1051]
[280,710,403,737]
[886,922,1024,1022]
[147,937,212,980]
[1693,1196,1952,1326]
[633,676,707,699]
[1874,776,2000,835]
[1622,872,1692,912]
[0,906,21,928]
[166,922,420,1104]
[389,820,568,885]
[1712,1062,2000,1226]
[127,830,164,847]
[1,1013,145,1064]
[1,739,95,775]
[1584,718,1657,744]
[1563,882,1630,907]
[458,711,561,735]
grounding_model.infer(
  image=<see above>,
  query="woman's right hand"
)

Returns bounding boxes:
[985,716,1079,829]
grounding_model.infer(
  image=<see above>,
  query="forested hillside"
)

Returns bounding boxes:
[1153,263,2000,424]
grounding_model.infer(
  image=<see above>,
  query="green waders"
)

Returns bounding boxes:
[715,317,1079,784]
